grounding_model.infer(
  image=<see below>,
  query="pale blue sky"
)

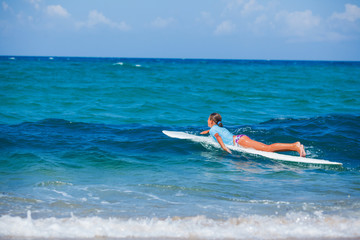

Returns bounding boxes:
[1,0,360,60]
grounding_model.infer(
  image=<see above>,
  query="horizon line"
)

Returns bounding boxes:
[1,55,360,63]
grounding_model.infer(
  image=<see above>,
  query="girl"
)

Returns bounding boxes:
[201,113,306,157]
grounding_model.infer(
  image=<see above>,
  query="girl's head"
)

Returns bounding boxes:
[208,113,223,127]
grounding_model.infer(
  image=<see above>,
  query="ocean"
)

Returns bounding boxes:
[0,56,359,239]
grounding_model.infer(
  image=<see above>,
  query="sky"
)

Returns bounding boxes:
[1,0,360,60]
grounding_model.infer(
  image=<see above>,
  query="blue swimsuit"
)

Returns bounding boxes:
[209,125,246,146]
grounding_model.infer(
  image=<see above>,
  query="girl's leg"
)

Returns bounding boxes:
[238,136,306,157]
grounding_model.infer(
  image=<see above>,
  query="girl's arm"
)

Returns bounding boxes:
[214,133,232,154]
[200,130,210,135]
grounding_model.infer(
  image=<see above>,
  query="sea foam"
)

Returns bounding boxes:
[1,211,359,239]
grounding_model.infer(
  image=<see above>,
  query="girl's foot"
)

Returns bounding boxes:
[300,144,306,157]
[295,142,306,157]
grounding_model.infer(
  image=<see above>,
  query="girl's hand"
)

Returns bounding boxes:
[214,133,232,154]
[200,130,210,135]
[226,148,232,154]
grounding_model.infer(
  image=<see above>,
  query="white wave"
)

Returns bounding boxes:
[113,62,124,66]
[36,181,73,187]
[0,211,359,239]
[52,189,72,198]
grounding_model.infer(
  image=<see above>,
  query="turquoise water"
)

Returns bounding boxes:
[0,56,360,239]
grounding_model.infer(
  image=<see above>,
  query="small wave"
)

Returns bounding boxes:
[36,181,73,187]
[0,195,43,204]
[0,211,359,239]
[112,62,144,68]
[52,190,73,198]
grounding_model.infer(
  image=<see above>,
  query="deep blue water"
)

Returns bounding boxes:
[0,56,359,239]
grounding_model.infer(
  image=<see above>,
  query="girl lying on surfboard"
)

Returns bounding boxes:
[201,113,306,157]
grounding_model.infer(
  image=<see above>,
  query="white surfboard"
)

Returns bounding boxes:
[163,130,342,166]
